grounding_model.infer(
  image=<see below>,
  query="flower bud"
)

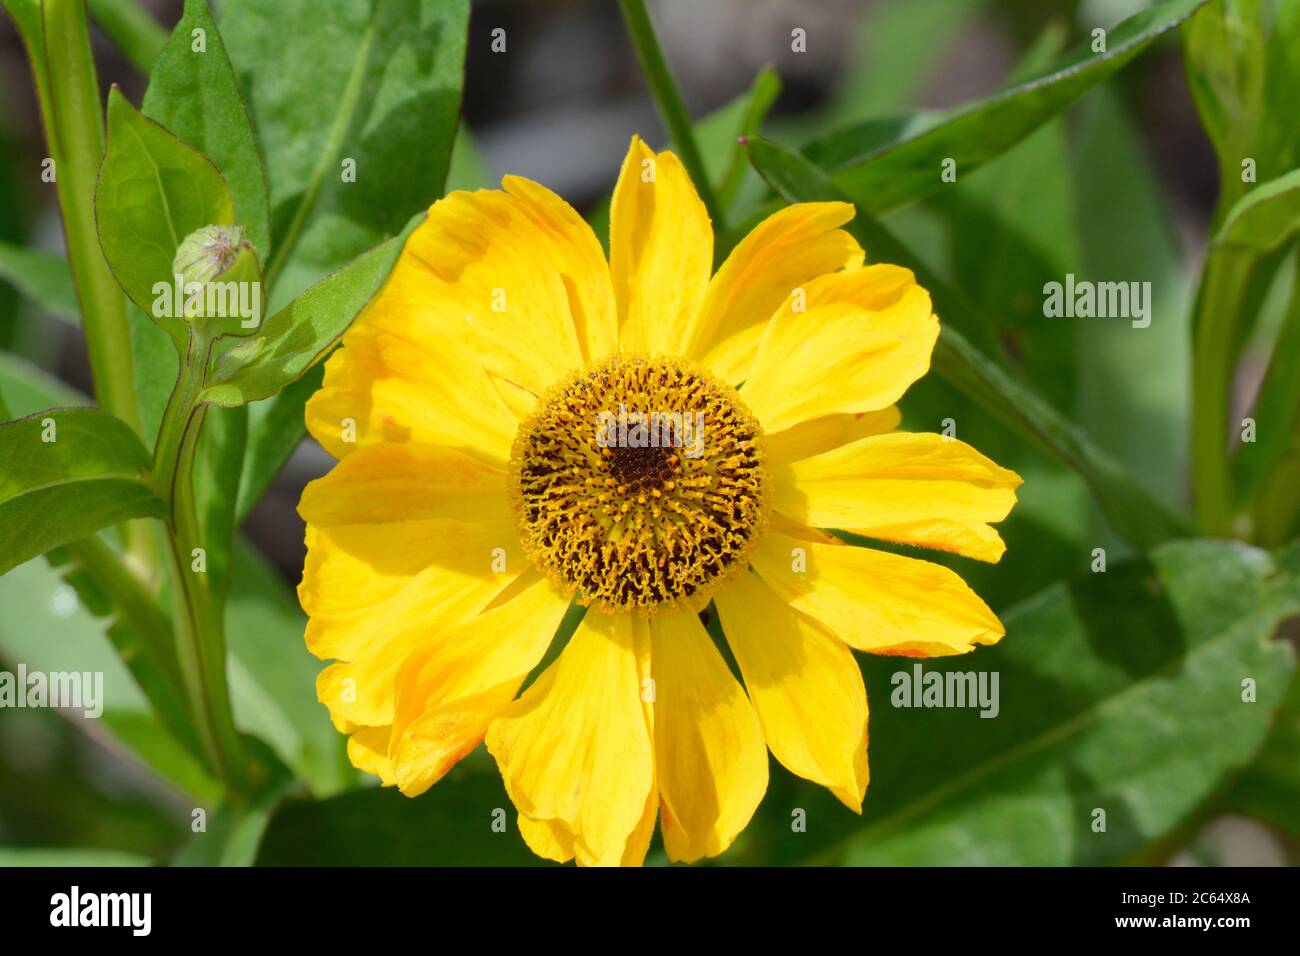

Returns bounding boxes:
[172,224,246,286]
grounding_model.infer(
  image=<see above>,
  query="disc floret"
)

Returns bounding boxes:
[508,354,771,616]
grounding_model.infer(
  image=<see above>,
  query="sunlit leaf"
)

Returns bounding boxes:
[95,87,235,349]
[736,539,1296,865]
[0,408,165,575]
[802,0,1208,216]
[143,0,271,261]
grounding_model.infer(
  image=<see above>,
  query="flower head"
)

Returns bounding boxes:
[298,136,1021,866]
[172,223,246,286]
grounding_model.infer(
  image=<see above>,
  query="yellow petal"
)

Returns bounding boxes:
[829,724,870,813]
[618,773,659,867]
[299,518,521,661]
[345,725,396,786]
[396,188,588,394]
[520,782,658,867]
[753,529,1005,657]
[609,135,712,353]
[312,562,511,726]
[518,813,575,863]
[304,321,516,466]
[488,372,539,422]
[487,612,654,867]
[714,571,868,809]
[773,431,1022,562]
[765,407,900,465]
[390,574,572,796]
[651,611,767,862]
[741,265,938,434]
[686,202,863,382]
[503,175,618,364]
[298,442,512,528]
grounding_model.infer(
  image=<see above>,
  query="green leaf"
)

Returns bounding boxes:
[0,408,165,575]
[193,403,248,608]
[234,369,320,523]
[708,67,781,217]
[172,751,295,865]
[0,352,346,796]
[0,356,198,752]
[121,0,268,439]
[220,0,469,306]
[203,225,416,522]
[0,482,164,577]
[0,242,77,321]
[1070,90,1191,518]
[142,0,271,261]
[0,359,214,794]
[216,0,468,518]
[1230,664,1300,836]
[1214,167,1300,253]
[202,226,411,408]
[1184,0,1300,219]
[1253,452,1300,547]
[1238,254,1300,541]
[1182,0,1266,216]
[751,539,1296,866]
[925,31,1080,414]
[255,765,544,866]
[1248,1,1300,187]
[802,0,1209,217]
[128,300,180,446]
[0,407,150,503]
[96,87,235,349]
[746,135,1191,549]
[1193,169,1300,533]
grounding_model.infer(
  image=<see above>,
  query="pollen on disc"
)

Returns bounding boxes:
[507,354,771,616]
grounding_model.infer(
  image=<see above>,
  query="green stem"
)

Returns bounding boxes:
[40,0,155,576]
[1190,244,1255,536]
[64,536,197,752]
[716,67,780,213]
[154,330,247,799]
[42,0,140,434]
[618,0,724,229]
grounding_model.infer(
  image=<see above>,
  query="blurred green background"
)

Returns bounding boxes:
[1,0,1297,866]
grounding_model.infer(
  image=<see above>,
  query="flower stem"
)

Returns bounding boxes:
[618,0,724,229]
[42,0,140,435]
[40,0,156,576]
[1190,244,1255,536]
[154,330,248,799]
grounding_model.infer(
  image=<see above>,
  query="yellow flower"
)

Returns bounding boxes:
[297,135,1021,866]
